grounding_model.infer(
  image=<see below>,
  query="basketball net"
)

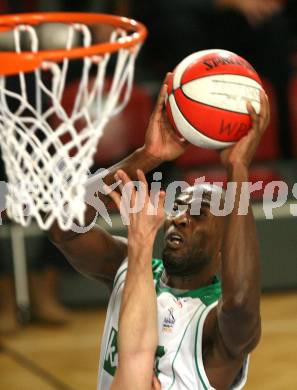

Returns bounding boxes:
[0,14,146,230]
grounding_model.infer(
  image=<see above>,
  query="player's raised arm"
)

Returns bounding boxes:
[217,91,270,357]
[48,78,188,284]
[109,169,164,390]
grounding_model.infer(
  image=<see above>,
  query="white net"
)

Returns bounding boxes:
[0,21,141,230]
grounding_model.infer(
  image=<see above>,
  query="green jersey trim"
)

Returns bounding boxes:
[113,258,162,289]
[194,306,210,390]
[113,259,221,306]
[113,266,127,290]
[153,258,221,304]
[152,258,165,282]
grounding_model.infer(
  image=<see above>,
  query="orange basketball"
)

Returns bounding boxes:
[166,49,263,149]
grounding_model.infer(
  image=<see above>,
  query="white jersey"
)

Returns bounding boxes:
[98,258,249,390]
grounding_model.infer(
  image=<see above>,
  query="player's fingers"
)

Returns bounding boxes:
[135,169,149,212]
[164,72,173,85]
[114,174,124,193]
[153,82,168,117]
[115,174,134,210]
[136,169,149,206]
[150,190,165,224]
[129,184,137,209]
[246,100,259,132]
[114,171,139,225]
[246,99,256,116]
[136,169,148,191]
[159,190,166,206]
[260,91,270,131]
[119,185,134,226]
[103,184,121,210]
[161,112,190,147]
[158,190,166,218]
[256,90,269,135]
[115,169,133,187]
[120,182,135,210]
[265,93,270,128]
[161,111,188,144]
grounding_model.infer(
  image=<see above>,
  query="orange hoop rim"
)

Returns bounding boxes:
[0,12,147,76]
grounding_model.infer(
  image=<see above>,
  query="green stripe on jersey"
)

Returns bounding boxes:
[113,266,127,289]
[194,306,209,390]
[168,305,205,389]
[156,274,221,304]
[152,258,164,282]
[113,258,221,306]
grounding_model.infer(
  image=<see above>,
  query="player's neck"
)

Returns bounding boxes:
[163,265,215,290]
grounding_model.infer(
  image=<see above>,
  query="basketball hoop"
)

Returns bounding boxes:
[0,12,147,230]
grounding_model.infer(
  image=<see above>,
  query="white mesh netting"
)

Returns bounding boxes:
[0,22,141,230]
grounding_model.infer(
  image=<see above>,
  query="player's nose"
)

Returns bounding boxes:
[172,209,189,227]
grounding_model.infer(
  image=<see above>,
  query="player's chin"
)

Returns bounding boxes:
[162,247,186,269]
[162,246,209,277]
[161,253,190,277]
[163,242,186,257]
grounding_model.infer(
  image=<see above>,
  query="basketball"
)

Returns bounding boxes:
[165,49,264,149]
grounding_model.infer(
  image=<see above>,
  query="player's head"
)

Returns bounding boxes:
[162,183,225,277]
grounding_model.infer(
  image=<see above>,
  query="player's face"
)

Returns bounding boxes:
[162,186,224,277]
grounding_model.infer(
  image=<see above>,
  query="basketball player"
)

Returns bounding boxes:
[49,77,270,389]
[109,170,163,390]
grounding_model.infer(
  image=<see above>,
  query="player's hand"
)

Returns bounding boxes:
[217,0,283,26]
[144,74,189,162]
[107,169,165,242]
[220,90,270,169]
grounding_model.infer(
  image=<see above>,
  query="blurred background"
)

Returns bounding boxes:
[0,0,296,389]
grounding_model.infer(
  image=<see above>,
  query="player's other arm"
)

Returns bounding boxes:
[48,147,161,283]
[109,170,164,390]
[217,92,270,357]
[48,79,188,284]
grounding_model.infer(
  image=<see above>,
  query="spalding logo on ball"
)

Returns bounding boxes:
[165,49,263,149]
